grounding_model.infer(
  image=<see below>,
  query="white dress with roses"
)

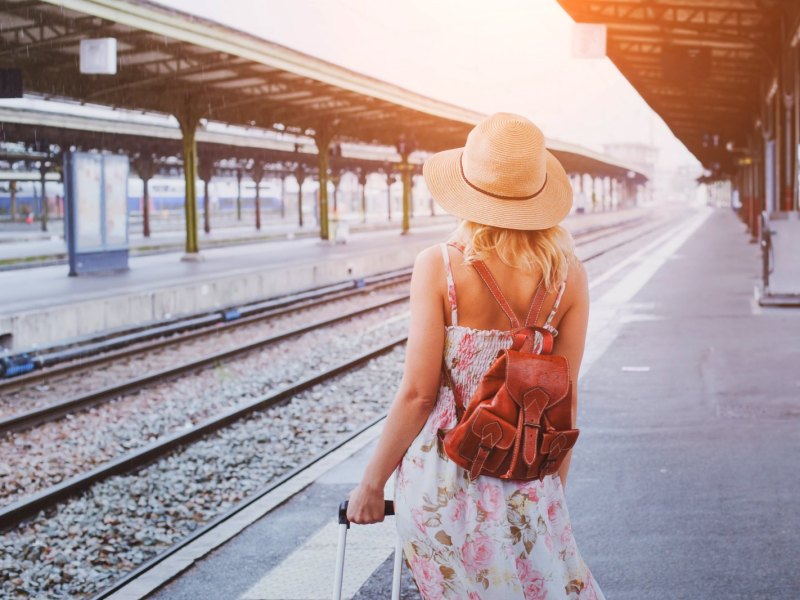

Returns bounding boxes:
[393,244,605,600]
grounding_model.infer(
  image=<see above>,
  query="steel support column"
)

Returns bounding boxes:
[39,162,49,232]
[280,174,286,220]
[198,156,213,234]
[385,172,396,221]
[399,153,412,234]
[295,164,306,228]
[331,170,341,216]
[252,162,265,231]
[357,170,368,223]
[236,168,243,222]
[9,180,16,222]
[177,103,201,257]
[132,154,156,238]
[314,129,333,240]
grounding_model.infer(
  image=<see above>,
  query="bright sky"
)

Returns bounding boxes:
[157,0,699,169]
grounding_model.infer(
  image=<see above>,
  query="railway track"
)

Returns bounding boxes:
[0,335,406,529]
[0,294,409,435]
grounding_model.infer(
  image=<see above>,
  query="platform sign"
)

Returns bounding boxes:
[103,155,129,247]
[64,151,130,276]
[74,154,103,250]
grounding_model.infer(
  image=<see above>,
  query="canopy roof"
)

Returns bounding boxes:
[0,0,646,182]
[2,0,481,150]
[557,0,796,175]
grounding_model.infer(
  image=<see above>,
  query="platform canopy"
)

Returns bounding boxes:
[0,0,483,151]
[557,0,797,176]
[0,0,649,174]
[1,0,649,248]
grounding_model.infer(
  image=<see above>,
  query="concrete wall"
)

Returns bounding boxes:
[2,240,430,352]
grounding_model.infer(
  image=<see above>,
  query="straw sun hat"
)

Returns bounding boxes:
[423,112,573,230]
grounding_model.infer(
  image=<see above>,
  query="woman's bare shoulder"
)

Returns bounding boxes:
[410,244,445,284]
[564,253,589,304]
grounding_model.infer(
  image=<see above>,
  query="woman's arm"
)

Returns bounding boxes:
[552,257,590,491]
[346,246,446,524]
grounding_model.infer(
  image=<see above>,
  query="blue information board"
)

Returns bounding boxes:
[64,152,130,275]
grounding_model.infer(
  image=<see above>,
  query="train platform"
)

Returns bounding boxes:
[0,214,456,263]
[103,207,799,600]
[0,207,647,352]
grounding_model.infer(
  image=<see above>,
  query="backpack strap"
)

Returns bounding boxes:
[448,242,521,329]
[524,282,547,328]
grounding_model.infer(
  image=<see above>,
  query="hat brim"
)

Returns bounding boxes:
[422,147,573,230]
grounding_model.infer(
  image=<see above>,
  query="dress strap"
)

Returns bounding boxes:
[439,243,458,327]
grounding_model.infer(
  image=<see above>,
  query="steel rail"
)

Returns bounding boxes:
[0,336,407,530]
[88,411,389,600]
[0,294,409,435]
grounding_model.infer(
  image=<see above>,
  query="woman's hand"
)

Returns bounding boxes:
[346,483,386,525]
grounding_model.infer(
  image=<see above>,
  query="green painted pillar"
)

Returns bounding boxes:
[400,153,412,234]
[177,105,200,256]
[133,154,156,238]
[236,167,243,222]
[315,131,332,240]
[39,163,49,233]
[295,164,306,228]
[198,156,214,234]
[358,170,368,223]
[252,162,265,231]
[9,180,16,222]
[331,170,341,216]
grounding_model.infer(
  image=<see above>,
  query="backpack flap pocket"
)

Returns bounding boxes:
[458,407,516,478]
[538,429,580,477]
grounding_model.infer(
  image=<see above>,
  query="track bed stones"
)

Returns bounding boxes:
[0,346,405,600]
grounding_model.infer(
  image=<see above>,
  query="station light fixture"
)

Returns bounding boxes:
[79,38,118,75]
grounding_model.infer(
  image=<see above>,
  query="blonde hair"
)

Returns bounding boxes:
[452,220,574,293]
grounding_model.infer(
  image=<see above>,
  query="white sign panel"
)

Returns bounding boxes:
[80,38,117,74]
[74,154,103,251]
[103,155,129,247]
[572,23,607,59]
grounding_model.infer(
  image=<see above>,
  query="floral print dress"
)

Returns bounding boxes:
[394,244,605,600]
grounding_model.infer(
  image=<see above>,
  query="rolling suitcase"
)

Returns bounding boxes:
[333,499,403,600]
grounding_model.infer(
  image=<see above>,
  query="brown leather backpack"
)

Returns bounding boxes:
[439,247,579,482]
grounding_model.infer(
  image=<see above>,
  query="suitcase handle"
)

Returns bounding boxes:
[338,499,395,528]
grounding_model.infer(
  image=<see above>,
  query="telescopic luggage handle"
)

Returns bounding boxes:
[333,499,401,600]
[338,499,395,527]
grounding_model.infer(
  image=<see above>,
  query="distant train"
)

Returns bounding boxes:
[0,178,285,216]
